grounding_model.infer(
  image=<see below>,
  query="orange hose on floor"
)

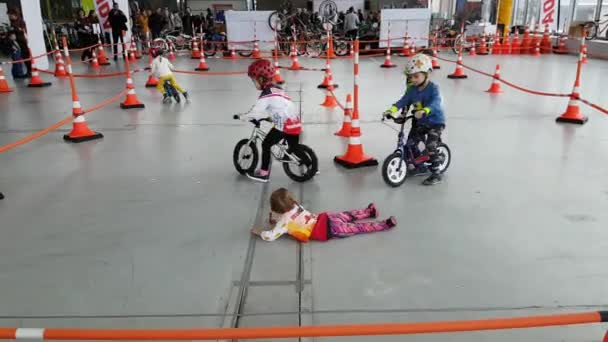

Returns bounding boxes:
[0,311,603,340]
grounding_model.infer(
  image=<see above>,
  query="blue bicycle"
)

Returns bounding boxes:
[163,79,181,104]
[381,111,451,187]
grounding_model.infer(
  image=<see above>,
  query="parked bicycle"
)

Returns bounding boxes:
[583,14,608,40]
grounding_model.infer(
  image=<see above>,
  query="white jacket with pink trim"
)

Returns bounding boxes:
[245,86,301,135]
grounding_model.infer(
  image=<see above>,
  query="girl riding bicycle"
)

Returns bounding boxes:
[384,53,446,186]
[150,48,189,103]
[239,59,303,183]
[251,188,397,242]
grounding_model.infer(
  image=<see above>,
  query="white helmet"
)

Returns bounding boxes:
[405,53,433,75]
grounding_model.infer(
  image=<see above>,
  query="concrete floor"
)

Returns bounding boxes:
[1,51,608,341]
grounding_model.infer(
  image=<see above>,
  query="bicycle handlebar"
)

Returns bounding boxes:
[233,115,272,125]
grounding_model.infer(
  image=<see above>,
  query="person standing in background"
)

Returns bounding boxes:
[357,9,364,22]
[172,11,182,32]
[344,7,360,39]
[138,9,150,42]
[75,8,95,61]
[108,1,128,60]
[7,8,30,77]
[163,8,174,31]
[182,7,193,35]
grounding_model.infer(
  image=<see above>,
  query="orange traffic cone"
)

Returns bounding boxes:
[121,74,145,109]
[325,34,336,59]
[191,39,201,59]
[431,48,440,69]
[530,27,540,55]
[168,42,176,61]
[273,59,284,84]
[447,50,467,79]
[512,31,521,54]
[556,53,587,124]
[410,41,416,55]
[603,330,608,342]
[469,40,477,56]
[380,45,396,68]
[289,43,302,70]
[252,40,261,59]
[532,40,541,57]
[145,55,158,88]
[0,65,13,93]
[477,35,488,55]
[335,94,353,137]
[128,43,136,62]
[492,34,502,54]
[553,34,569,54]
[334,107,378,168]
[28,50,52,87]
[486,64,503,94]
[320,89,338,108]
[53,47,68,77]
[63,97,103,143]
[90,51,101,69]
[399,34,411,57]
[502,33,512,54]
[195,52,209,71]
[318,61,338,89]
[97,38,111,65]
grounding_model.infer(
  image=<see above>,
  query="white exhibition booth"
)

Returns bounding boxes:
[379,8,432,48]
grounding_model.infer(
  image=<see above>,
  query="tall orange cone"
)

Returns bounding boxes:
[556,49,587,124]
[492,33,502,54]
[530,26,540,55]
[53,44,68,77]
[486,64,503,94]
[431,47,440,69]
[0,65,13,93]
[334,40,377,169]
[195,51,209,71]
[447,49,468,79]
[128,42,136,62]
[324,32,336,59]
[121,43,145,109]
[502,33,512,54]
[522,26,531,54]
[553,34,569,54]
[477,35,488,55]
[532,40,541,57]
[289,43,302,70]
[191,38,201,59]
[511,31,521,54]
[97,37,111,65]
[62,36,103,143]
[27,49,52,87]
[90,51,101,69]
[334,94,353,137]
[273,59,284,84]
[399,33,411,57]
[318,60,338,89]
[145,54,158,87]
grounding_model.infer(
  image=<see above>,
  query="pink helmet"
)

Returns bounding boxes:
[247,59,275,86]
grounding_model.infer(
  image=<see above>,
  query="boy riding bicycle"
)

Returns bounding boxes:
[238,59,303,183]
[384,53,446,186]
[150,48,189,103]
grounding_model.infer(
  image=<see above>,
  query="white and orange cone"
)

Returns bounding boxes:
[145,54,158,87]
[191,39,201,59]
[63,98,103,142]
[399,34,412,57]
[289,43,302,70]
[380,45,396,68]
[90,51,101,69]
[486,64,503,94]
[252,40,261,59]
[28,49,52,87]
[335,94,353,137]
[195,52,209,71]
[556,53,587,124]
[97,38,111,65]
[0,65,13,93]
[447,50,467,79]
[553,34,569,54]
[121,73,145,109]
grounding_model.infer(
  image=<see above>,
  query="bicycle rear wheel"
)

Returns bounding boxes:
[203,40,216,57]
[584,22,598,40]
[268,11,286,31]
[282,144,318,182]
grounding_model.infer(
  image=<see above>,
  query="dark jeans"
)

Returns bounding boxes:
[261,128,301,171]
[346,29,358,40]
[406,123,445,173]
[111,30,125,58]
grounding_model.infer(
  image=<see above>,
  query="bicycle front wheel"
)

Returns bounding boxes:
[584,22,598,40]
[233,139,258,175]
[268,11,286,31]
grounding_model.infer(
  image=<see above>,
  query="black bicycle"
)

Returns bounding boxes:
[233,115,318,182]
[381,112,451,187]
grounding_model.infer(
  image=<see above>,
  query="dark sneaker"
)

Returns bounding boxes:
[183,91,189,101]
[162,93,171,103]
[422,173,442,186]
[409,165,430,177]
[367,203,378,218]
[246,169,270,183]
[385,216,397,228]
[0,192,4,200]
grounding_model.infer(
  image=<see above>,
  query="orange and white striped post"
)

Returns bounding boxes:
[334,39,378,168]
[120,38,145,109]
